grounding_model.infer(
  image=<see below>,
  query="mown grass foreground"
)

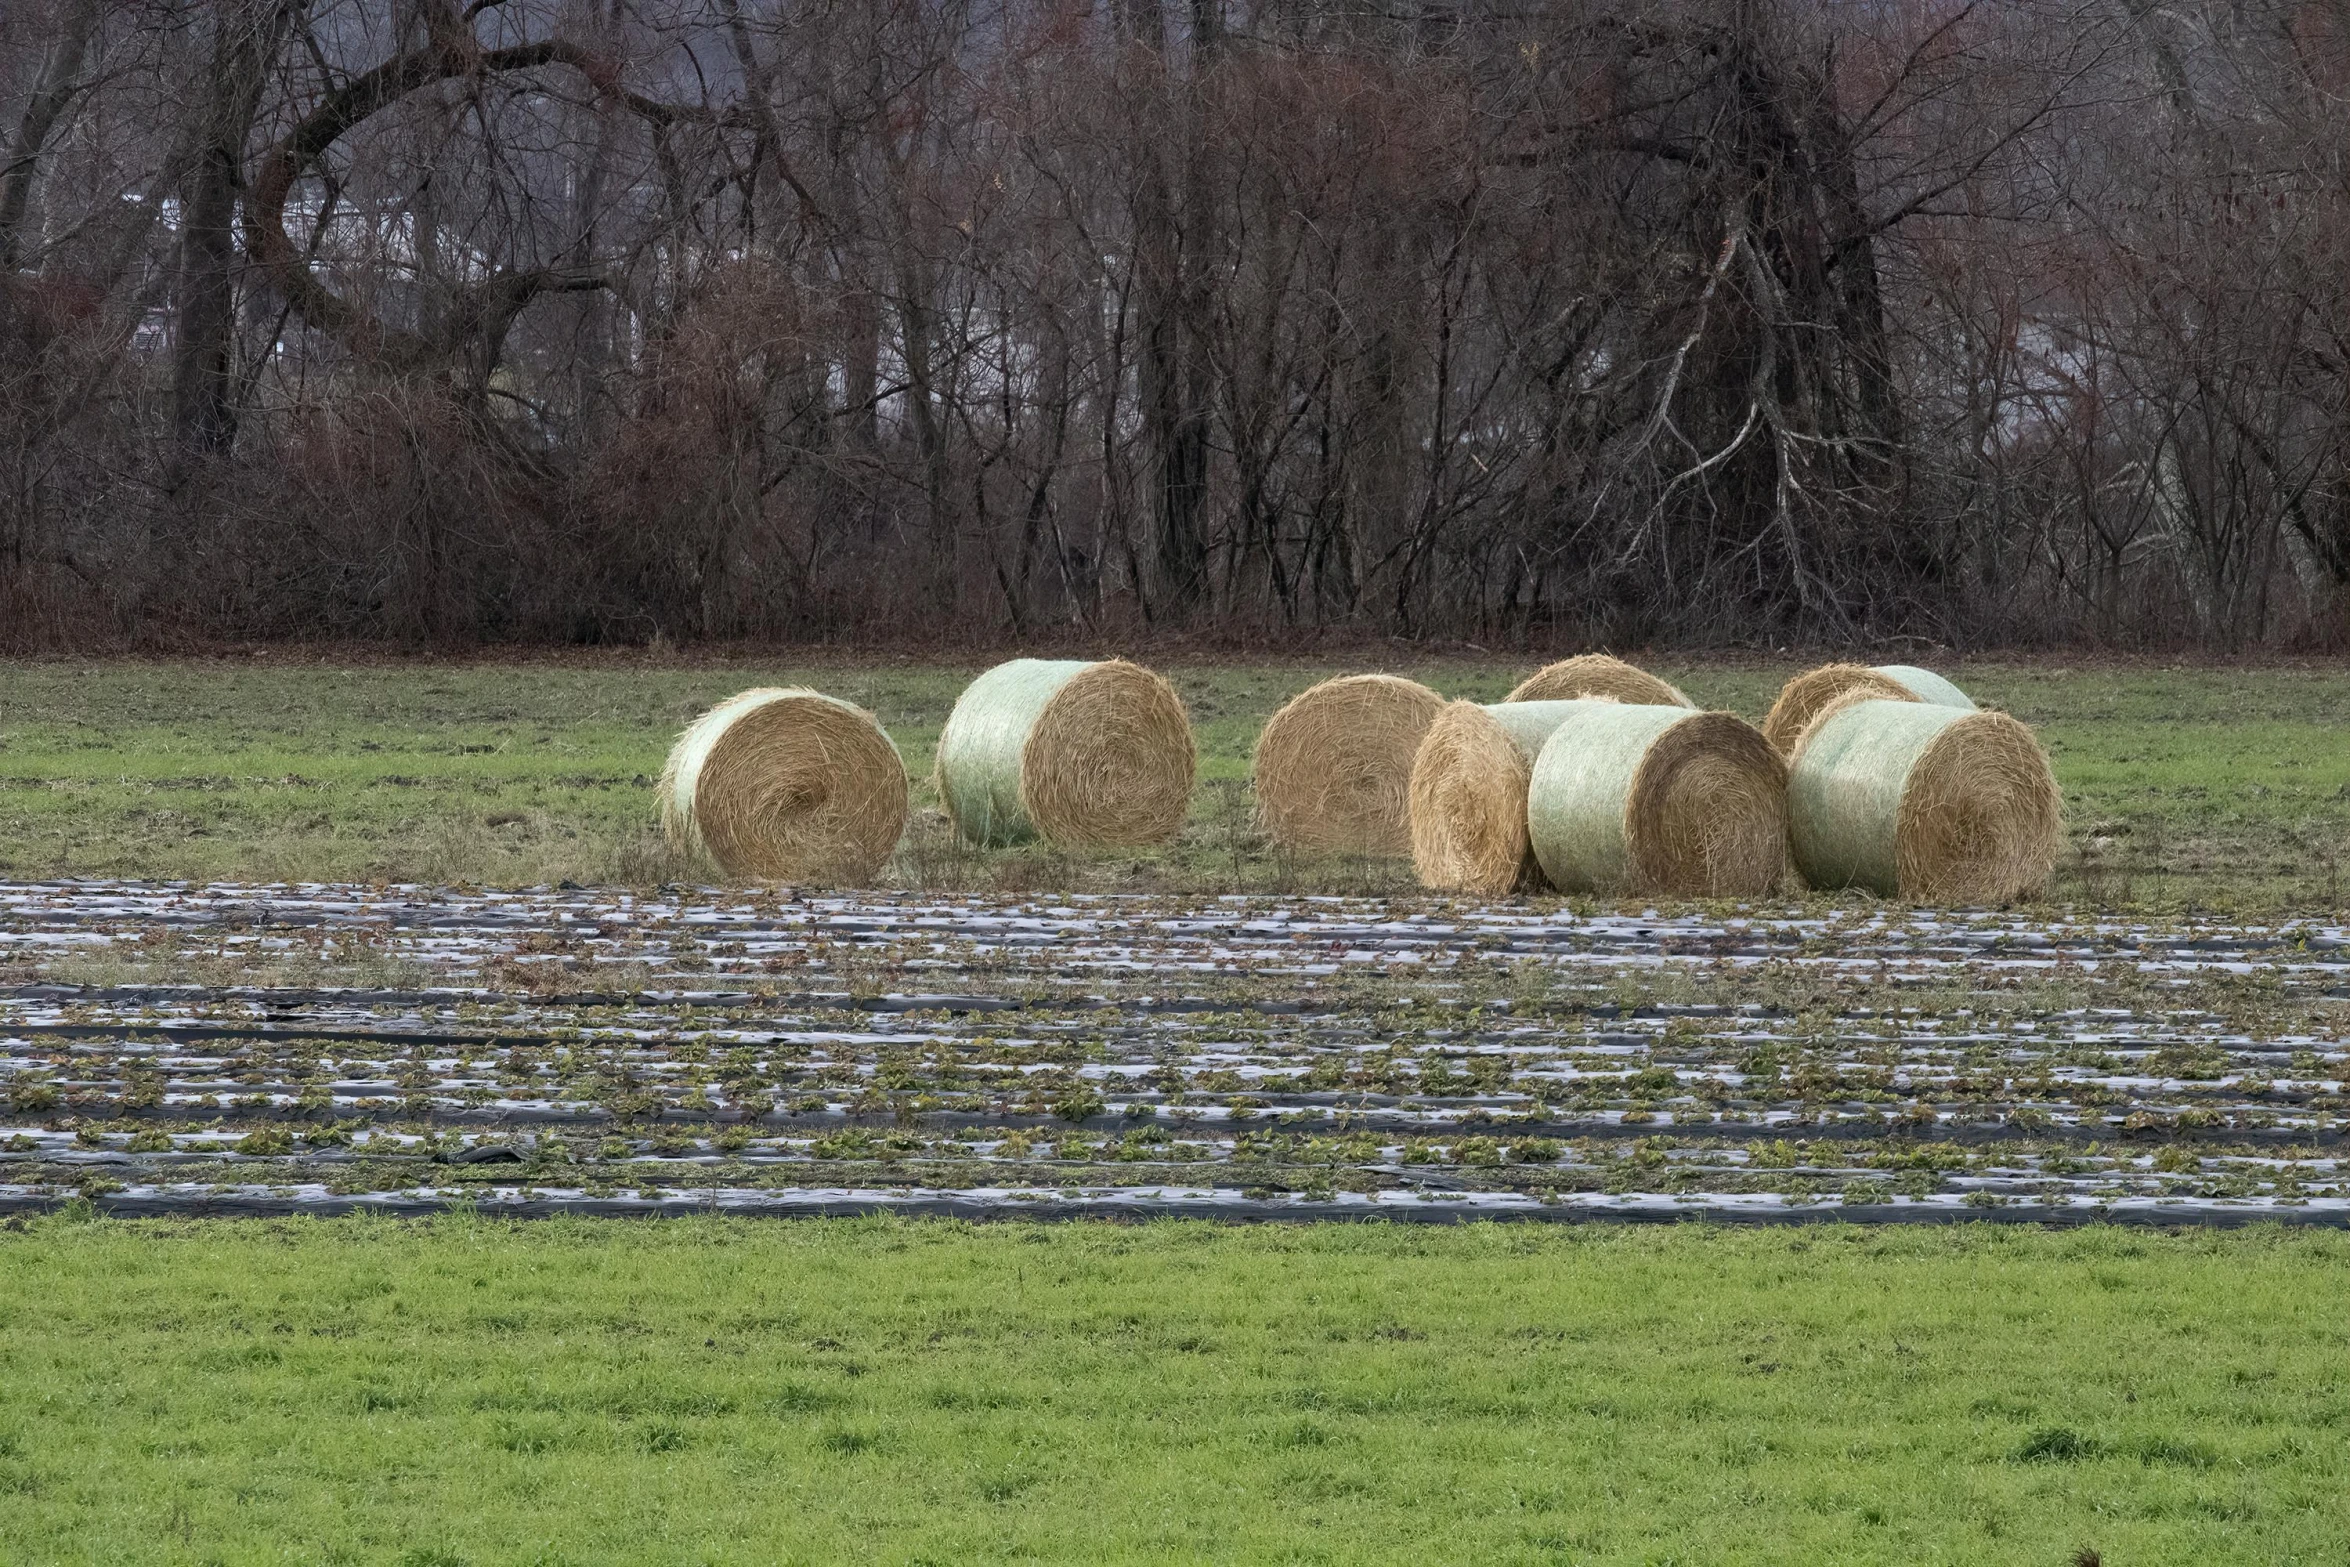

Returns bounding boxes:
[0,1218,2342,1565]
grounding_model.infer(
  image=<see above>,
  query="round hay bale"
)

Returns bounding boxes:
[1788,696,2059,903]
[1761,662,1974,754]
[1253,674,1445,856]
[1408,699,1609,893]
[1506,653,1691,708]
[1527,705,1787,897]
[659,688,908,882]
[935,658,1196,848]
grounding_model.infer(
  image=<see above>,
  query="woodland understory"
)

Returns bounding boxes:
[6,0,2350,650]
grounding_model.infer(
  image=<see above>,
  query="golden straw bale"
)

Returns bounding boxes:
[1761,662,1974,754]
[1253,674,1445,856]
[1408,699,1609,893]
[1788,695,2059,903]
[1506,653,1691,707]
[1528,705,1787,896]
[659,688,908,882]
[935,658,1196,848]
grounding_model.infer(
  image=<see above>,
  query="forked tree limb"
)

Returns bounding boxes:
[246,23,738,369]
[0,0,105,271]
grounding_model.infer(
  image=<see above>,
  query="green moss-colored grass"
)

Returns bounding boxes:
[0,1217,2341,1565]
[0,657,2344,908]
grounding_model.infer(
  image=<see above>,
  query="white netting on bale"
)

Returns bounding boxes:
[1787,695,2059,903]
[1761,663,1974,754]
[934,658,1196,847]
[1527,704,1787,897]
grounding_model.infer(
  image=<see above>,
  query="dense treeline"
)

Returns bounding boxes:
[3,0,2349,648]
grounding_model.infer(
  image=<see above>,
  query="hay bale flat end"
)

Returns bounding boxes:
[1253,674,1444,856]
[660,689,908,883]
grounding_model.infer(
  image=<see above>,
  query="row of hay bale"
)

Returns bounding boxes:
[1409,696,1789,899]
[660,659,1196,883]
[1268,655,2056,902]
[656,653,2059,904]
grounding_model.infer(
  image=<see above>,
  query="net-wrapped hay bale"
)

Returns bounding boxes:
[1408,699,1608,893]
[1253,674,1445,856]
[935,658,1196,848]
[1788,696,2059,903]
[1875,664,1975,708]
[1506,653,1692,708]
[1527,705,1787,897]
[1762,662,1974,755]
[659,688,908,882]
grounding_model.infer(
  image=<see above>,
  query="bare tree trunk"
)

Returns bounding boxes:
[0,0,103,271]
[830,73,881,453]
[877,102,955,612]
[561,1,626,435]
[1117,0,1211,616]
[168,0,286,486]
[1170,0,1223,611]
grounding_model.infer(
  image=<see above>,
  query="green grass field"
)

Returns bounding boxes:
[1,1216,2343,1566]
[1,656,2346,909]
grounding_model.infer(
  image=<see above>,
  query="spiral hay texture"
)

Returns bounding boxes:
[1788,696,2060,903]
[1507,653,1692,708]
[1527,705,1787,897]
[935,658,1196,848]
[1253,674,1445,856]
[1761,662,1974,754]
[1409,699,1609,893]
[659,688,908,882]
